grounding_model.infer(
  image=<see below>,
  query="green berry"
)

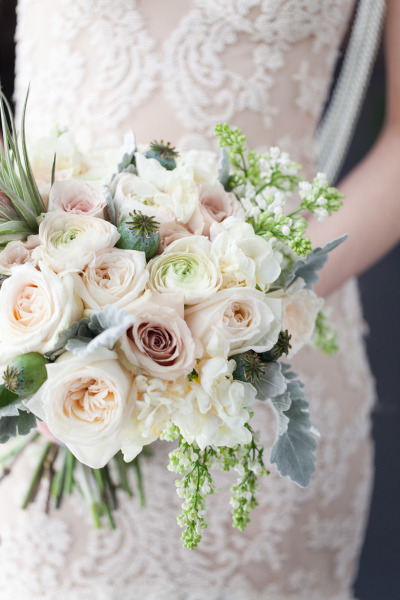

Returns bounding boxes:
[116,211,160,260]
[3,352,49,398]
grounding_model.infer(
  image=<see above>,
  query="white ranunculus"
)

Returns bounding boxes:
[268,278,324,357]
[172,357,256,449]
[118,298,197,380]
[185,288,282,358]
[25,348,135,469]
[147,236,222,305]
[32,213,120,274]
[48,179,107,218]
[72,247,148,310]
[120,375,185,461]
[0,235,40,275]
[0,263,83,362]
[210,217,282,290]
[113,172,174,224]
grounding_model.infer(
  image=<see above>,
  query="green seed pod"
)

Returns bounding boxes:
[3,352,50,398]
[231,350,267,385]
[145,140,178,171]
[258,330,292,363]
[117,211,160,260]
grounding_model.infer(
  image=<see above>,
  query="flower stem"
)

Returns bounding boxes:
[21,440,52,509]
[133,456,145,508]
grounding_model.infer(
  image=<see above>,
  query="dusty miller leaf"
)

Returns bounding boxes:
[0,409,37,444]
[253,361,287,401]
[285,235,348,289]
[217,148,230,188]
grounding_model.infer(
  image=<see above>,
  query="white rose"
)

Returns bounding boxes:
[25,348,135,469]
[0,235,40,275]
[147,236,222,305]
[72,247,148,310]
[0,263,83,362]
[120,375,185,461]
[185,288,281,358]
[32,213,120,274]
[172,357,255,449]
[48,179,107,218]
[210,218,281,290]
[268,278,324,357]
[113,172,174,224]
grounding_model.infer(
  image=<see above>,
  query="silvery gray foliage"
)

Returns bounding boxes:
[0,385,22,418]
[65,305,135,359]
[104,185,117,225]
[285,234,348,289]
[117,129,137,174]
[270,364,317,488]
[217,148,230,188]
[45,319,92,361]
[0,409,37,444]
[253,361,287,401]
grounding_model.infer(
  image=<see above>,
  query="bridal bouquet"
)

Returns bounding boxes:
[0,91,344,548]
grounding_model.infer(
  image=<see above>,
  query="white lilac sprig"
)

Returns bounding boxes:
[215,123,344,257]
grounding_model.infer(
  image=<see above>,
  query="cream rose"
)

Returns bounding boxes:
[147,236,222,305]
[0,263,83,362]
[25,348,135,469]
[210,217,282,290]
[32,213,120,274]
[157,221,194,253]
[198,184,246,236]
[120,375,185,461]
[72,247,148,310]
[0,235,40,275]
[113,171,174,224]
[48,179,107,218]
[172,357,256,449]
[268,278,324,357]
[185,288,282,358]
[118,299,197,380]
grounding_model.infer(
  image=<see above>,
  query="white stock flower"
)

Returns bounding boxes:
[0,235,39,275]
[210,217,281,290]
[185,288,281,358]
[48,179,107,218]
[72,247,148,310]
[147,236,222,305]
[120,375,185,461]
[25,348,135,469]
[172,357,255,449]
[0,263,83,362]
[268,278,324,357]
[32,213,120,274]
[177,150,218,185]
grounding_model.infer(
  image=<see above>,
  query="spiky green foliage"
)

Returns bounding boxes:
[0,87,46,247]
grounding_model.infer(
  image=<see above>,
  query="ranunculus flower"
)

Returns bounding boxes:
[32,213,120,274]
[120,375,185,461]
[210,217,282,290]
[198,184,246,236]
[185,288,282,358]
[118,298,197,380]
[0,263,83,362]
[48,179,107,218]
[72,247,148,310]
[0,235,40,275]
[25,348,135,469]
[267,278,324,357]
[172,357,256,449]
[147,236,222,305]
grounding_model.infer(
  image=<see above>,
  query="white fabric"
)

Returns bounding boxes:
[0,1,375,599]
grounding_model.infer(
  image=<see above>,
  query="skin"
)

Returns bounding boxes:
[309,0,400,297]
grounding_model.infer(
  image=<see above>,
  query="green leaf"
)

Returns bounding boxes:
[253,361,287,401]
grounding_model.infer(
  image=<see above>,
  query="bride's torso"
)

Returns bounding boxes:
[0,2,376,600]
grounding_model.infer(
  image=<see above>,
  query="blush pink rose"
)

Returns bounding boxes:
[198,184,246,236]
[48,179,107,218]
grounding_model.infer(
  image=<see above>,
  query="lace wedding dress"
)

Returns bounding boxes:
[0,1,376,599]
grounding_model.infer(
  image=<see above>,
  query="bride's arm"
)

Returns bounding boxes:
[309,0,400,298]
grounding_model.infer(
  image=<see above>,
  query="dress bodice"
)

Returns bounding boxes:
[15,0,356,169]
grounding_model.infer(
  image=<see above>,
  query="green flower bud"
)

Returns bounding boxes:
[3,352,49,398]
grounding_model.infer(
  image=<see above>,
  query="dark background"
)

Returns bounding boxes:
[1,3,399,598]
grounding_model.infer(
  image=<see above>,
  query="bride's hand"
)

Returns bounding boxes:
[309,0,400,298]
